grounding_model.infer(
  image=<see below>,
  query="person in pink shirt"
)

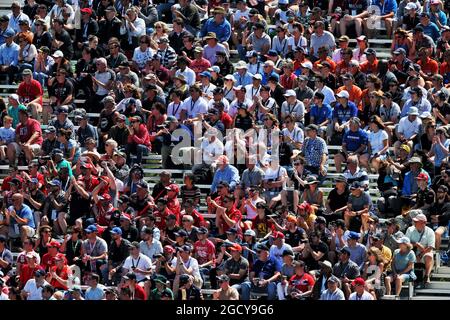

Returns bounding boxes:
[126,115,151,166]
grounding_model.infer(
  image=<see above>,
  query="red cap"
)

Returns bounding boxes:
[352,277,365,286]
[80,8,93,15]
[120,213,131,222]
[229,243,242,252]
[272,231,285,239]
[164,245,175,253]
[416,173,428,181]
[48,241,61,248]
[166,184,180,193]
[100,193,112,201]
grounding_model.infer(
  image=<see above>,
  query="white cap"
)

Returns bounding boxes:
[301,61,313,70]
[405,2,417,10]
[336,90,349,99]
[52,50,64,58]
[284,90,296,97]
[10,94,20,101]
[264,60,274,67]
[224,74,236,82]
[252,74,262,80]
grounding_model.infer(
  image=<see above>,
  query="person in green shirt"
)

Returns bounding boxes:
[150,275,174,300]
[48,148,74,177]
[7,95,26,128]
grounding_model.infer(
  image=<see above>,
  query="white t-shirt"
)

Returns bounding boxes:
[282,126,304,144]
[173,256,201,279]
[264,165,288,190]
[228,98,254,118]
[122,253,153,282]
[233,9,250,21]
[167,101,184,120]
[288,35,308,50]
[181,97,209,119]
[23,279,50,300]
[245,84,262,101]
[201,138,224,164]
[315,86,336,106]
[349,291,375,300]
[132,47,154,69]
[269,243,293,266]
[244,198,265,220]
[94,70,115,96]
[281,100,305,120]
[368,129,388,155]
[175,68,196,87]
[202,83,217,99]
[397,116,422,140]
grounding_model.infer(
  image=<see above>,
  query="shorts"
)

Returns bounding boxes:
[11,142,41,156]
[8,224,35,238]
[417,251,434,264]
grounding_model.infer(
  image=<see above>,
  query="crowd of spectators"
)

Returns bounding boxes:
[0,0,450,301]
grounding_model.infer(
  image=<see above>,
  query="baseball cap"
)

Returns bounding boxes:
[352,277,365,286]
[364,48,377,55]
[52,50,64,58]
[283,89,296,97]
[226,227,238,234]
[174,230,188,238]
[252,73,262,80]
[336,90,349,99]
[244,229,256,237]
[266,50,278,57]
[393,48,406,55]
[166,183,180,193]
[48,179,62,187]
[48,240,61,248]
[396,236,411,244]
[229,243,242,252]
[405,2,417,10]
[3,29,15,38]
[110,227,122,235]
[416,173,428,181]
[271,231,285,239]
[98,193,112,201]
[301,61,313,70]
[84,225,98,233]
[246,50,258,58]
[199,71,211,79]
[123,272,137,280]
[348,231,360,240]
[217,274,230,282]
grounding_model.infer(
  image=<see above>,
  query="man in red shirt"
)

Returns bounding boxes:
[287,260,315,299]
[417,47,439,83]
[47,253,70,290]
[17,69,43,121]
[217,102,233,129]
[7,107,43,164]
[19,253,44,289]
[153,198,175,230]
[41,241,64,271]
[78,162,100,192]
[194,227,216,266]
[166,183,181,221]
[207,181,230,215]
[181,199,206,228]
[211,194,242,236]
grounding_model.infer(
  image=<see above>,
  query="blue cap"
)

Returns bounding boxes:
[174,230,188,238]
[85,225,98,233]
[199,71,211,79]
[49,179,61,187]
[4,29,15,38]
[110,227,122,235]
[266,50,278,57]
[348,231,360,240]
[30,178,39,184]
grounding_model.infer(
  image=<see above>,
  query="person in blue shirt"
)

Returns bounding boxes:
[233,61,254,87]
[417,12,441,43]
[7,193,36,243]
[332,90,359,143]
[364,0,398,38]
[0,18,14,47]
[309,91,332,137]
[210,155,240,193]
[401,157,431,198]
[429,0,448,28]
[334,117,369,173]
[261,60,279,85]
[200,7,232,44]
[0,28,20,84]
[240,243,280,300]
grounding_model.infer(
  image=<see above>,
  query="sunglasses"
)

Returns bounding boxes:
[140,41,148,44]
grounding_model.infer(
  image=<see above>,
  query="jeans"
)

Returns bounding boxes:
[126,143,149,166]
[157,3,173,22]
[240,281,277,300]
[34,72,49,88]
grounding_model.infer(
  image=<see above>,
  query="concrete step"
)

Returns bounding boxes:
[411,295,450,300]
[414,288,450,296]
[431,273,450,280]
[424,281,450,290]
[436,267,450,275]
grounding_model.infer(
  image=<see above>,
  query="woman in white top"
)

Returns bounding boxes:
[360,115,389,173]
[132,35,154,71]
[49,0,74,24]
[353,36,368,63]
[362,246,385,299]
[18,34,37,69]
[287,22,308,52]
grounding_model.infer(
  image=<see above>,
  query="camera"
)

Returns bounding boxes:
[157,124,168,129]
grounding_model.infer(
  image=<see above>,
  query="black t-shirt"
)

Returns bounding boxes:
[108,238,131,264]
[284,227,307,247]
[99,110,116,133]
[234,114,254,132]
[402,14,420,31]
[55,29,74,60]
[50,80,74,105]
[65,239,82,265]
[279,142,294,166]
[416,188,436,208]
[122,226,140,243]
[69,193,92,222]
[24,189,45,211]
[327,188,350,212]
[303,241,328,270]
[433,102,450,123]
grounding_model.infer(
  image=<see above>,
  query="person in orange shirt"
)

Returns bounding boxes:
[335,48,353,76]
[417,47,439,84]
[336,73,363,110]
[360,48,378,74]
[360,74,383,111]
[293,47,311,74]
[313,46,336,74]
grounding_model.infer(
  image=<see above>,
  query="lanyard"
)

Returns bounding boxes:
[224,87,233,98]
[172,103,181,117]
[132,255,141,268]
[276,38,287,54]
[83,22,89,38]
[288,103,297,115]
[251,85,260,97]
[190,98,198,115]
[88,239,97,255]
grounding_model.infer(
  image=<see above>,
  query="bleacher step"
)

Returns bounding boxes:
[411,295,450,300]
[414,288,450,296]
[424,281,450,290]
[436,267,450,275]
